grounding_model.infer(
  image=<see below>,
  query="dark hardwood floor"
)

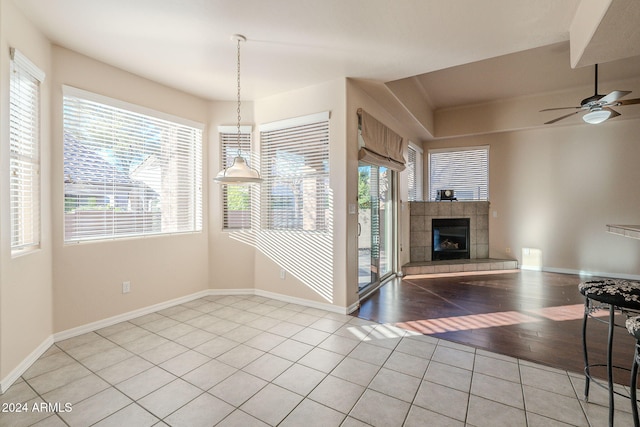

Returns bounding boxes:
[355,270,637,386]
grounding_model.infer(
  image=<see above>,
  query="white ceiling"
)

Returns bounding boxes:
[13,0,585,101]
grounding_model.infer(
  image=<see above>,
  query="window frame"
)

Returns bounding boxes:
[62,85,203,244]
[259,112,330,232]
[407,142,423,201]
[9,48,45,256]
[219,125,253,230]
[428,145,489,201]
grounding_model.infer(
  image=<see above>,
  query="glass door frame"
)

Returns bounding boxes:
[357,161,398,299]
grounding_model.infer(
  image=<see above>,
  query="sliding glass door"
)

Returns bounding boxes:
[358,162,394,295]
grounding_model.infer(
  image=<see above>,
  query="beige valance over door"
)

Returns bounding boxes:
[357,109,407,172]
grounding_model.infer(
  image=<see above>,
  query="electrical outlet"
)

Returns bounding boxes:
[122,281,131,294]
[280,269,286,280]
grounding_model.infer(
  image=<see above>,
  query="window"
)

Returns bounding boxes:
[9,48,45,254]
[407,143,423,201]
[429,146,489,201]
[63,86,203,243]
[220,126,252,230]
[260,112,330,231]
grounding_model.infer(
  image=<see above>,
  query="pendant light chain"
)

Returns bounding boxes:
[236,37,242,157]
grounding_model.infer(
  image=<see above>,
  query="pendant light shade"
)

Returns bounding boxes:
[214,156,262,184]
[214,34,262,185]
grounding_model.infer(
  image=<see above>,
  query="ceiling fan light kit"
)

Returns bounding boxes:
[541,64,640,125]
[582,108,611,124]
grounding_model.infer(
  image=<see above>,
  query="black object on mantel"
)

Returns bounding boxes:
[436,189,457,201]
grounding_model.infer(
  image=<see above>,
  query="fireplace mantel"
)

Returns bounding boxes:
[409,201,489,262]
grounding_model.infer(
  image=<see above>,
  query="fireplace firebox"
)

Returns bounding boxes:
[432,218,470,260]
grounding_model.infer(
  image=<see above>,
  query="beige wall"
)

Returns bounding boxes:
[50,47,211,332]
[251,79,349,308]
[426,116,640,278]
[208,100,256,291]
[0,0,53,383]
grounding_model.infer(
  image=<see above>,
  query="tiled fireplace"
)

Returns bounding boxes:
[409,201,489,262]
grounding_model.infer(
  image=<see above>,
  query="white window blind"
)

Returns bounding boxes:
[63,86,203,243]
[9,48,45,254]
[260,112,330,231]
[429,146,489,201]
[407,143,423,201]
[220,126,252,230]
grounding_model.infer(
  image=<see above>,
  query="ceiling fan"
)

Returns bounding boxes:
[541,64,640,125]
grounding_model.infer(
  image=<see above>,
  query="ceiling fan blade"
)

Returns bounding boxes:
[604,107,621,119]
[600,90,631,105]
[540,106,582,112]
[617,97,640,106]
[544,111,581,125]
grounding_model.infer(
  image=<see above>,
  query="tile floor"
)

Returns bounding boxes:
[1,294,636,426]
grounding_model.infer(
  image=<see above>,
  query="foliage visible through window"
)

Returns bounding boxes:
[9,48,44,254]
[63,87,203,242]
[260,112,330,231]
[429,146,489,201]
[221,128,252,229]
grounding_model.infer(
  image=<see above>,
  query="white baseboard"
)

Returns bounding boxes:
[543,267,640,281]
[1,335,53,394]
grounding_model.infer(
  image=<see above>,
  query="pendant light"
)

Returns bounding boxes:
[214,34,262,184]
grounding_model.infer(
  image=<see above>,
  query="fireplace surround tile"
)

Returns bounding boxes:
[409,201,490,263]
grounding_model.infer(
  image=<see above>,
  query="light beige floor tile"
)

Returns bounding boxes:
[159,349,210,377]
[395,336,437,358]
[128,312,164,326]
[580,400,635,427]
[473,353,521,382]
[242,353,292,382]
[181,359,237,390]
[156,323,198,340]
[526,411,579,426]
[349,389,411,427]
[215,409,269,427]
[63,337,118,361]
[222,325,263,343]
[59,387,132,426]
[203,319,242,335]
[349,342,393,366]
[1,379,38,404]
[106,326,152,345]
[341,416,371,427]
[310,318,346,334]
[56,332,103,351]
[298,347,344,373]
[26,362,92,395]
[240,384,303,426]
[168,308,204,322]
[209,371,268,406]
[30,414,68,426]
[92,402,159,427]
[115,366,177,400]
[216,344,264,369]
[318,334,359,355]
[287,312,323,327]
[96,321,136,338]
[120,333,169,355]
[139,316,180,333]
[173,329,216,348]
[243,331,287,351]
[470,372,524,409]
[413,380,469,421]
[280,398,345,426]
[369,367,421,403]
[42,373,110,405]
[431,345,475,370]
[273,363,326,396]
[80,346,134,371]
[308,375,365,414]
[523,385,589,426]
[164,393,234,427]
[139,341,188,365]
[383,350,430,378]
[23,351,77,380]
[268,321,306,338]
[137,379,201,419]
[330,357,379,387]
[0,397,51,426]
[193,335,239,358]
[423,360,472,392]
[404,405,464,427]
[466,394,527,427]
[290,328,331,346]
[520,364,580,397]
[245,315,282,331]
[184,313,219,329]
[95,355,153,385]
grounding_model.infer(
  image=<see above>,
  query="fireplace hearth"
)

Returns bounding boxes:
[432,218,470,260]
